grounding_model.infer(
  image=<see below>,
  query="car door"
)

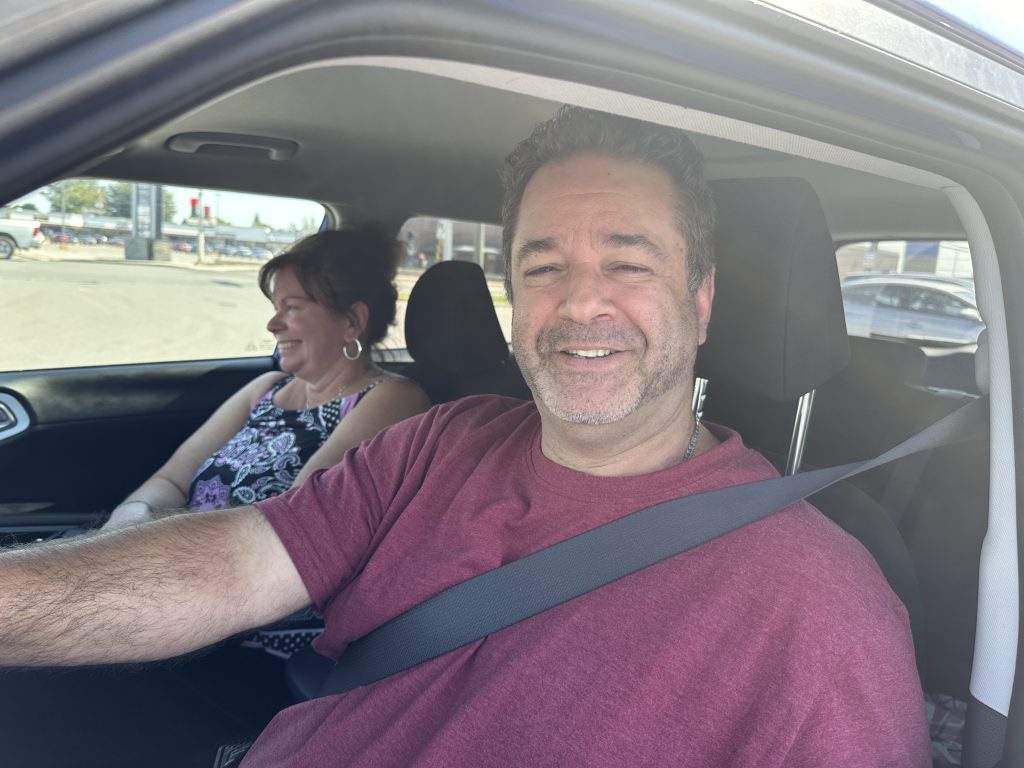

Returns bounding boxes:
[869,284,907,341]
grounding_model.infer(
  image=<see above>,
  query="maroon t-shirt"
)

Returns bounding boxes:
[250,395,929,767]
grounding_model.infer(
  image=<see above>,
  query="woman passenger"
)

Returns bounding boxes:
[104,224,430,528]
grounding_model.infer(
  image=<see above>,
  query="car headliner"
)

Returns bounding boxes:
[80,61,963,243]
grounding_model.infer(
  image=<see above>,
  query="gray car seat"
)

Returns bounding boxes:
[696,177,929,676]
[400,260,530,403]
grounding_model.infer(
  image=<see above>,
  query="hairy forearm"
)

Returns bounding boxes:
[0,508,308,666]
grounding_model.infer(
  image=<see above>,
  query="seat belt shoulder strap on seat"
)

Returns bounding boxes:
[315,396,989,697]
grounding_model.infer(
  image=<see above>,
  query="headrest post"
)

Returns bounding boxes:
[785,390,816,476]
[691,376,708,420]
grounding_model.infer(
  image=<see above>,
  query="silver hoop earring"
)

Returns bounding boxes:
[343,338,363,361]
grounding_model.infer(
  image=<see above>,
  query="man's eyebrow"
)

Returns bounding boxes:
[514,237,558,266]
[603,232,665,260]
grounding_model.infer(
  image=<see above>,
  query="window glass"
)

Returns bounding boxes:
[396,216,511,349]
[836,239,983,392]
[1,181,325,371]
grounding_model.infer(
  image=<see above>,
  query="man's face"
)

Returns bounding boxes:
[510,153,713,426]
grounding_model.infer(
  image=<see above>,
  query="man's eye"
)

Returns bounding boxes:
[525,265,558,277]
[612,263,650,274]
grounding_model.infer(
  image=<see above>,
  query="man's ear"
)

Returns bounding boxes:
[695,267,715,346]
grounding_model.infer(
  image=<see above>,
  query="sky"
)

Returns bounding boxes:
[12,184,325,232]
[923,1,1024,56]
[165,187,325,231]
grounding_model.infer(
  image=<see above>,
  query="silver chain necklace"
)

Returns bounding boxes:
[682,418,701,461]
[305,380,353,411]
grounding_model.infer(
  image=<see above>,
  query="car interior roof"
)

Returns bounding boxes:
[82,60,966,243]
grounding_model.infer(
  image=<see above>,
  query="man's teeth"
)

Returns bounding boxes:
[566,349,613,358]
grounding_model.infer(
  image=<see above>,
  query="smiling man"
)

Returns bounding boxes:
[0,107,928,767]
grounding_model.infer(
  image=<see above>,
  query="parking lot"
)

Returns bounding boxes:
[3,243,512,371]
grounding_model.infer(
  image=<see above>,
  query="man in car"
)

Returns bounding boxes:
[0,107,929,767]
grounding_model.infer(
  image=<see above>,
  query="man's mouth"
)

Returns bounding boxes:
[278,340,301,350]
[563,349,615,358]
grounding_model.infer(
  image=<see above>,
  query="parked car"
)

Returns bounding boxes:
[0,2,1021,767]
[171,241,192,252]
[0,218,44,258]
[842,273,984,347]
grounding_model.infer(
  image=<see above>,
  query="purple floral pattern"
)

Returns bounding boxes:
[187,375,363,510]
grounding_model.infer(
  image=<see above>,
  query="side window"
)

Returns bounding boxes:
[397,216,510,348]
[835,239,983,392]
[1,180,325,372]
[842,284,882,304]
[875,285,905,308]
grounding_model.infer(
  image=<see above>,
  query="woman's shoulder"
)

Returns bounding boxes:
[358,371,430,403]
[246,370,292,408]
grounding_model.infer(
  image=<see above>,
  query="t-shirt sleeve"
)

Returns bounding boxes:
[784,600,931,767]
[256,405,445,612]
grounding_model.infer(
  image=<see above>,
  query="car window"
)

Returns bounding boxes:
[876,284,905,308]
[1,180,325,371]
[398,216,511,347]
[836,239,983,391]
[842,284,883,304]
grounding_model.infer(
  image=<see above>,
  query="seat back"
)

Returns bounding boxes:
[401,260,530,403]
[696,177,928,675]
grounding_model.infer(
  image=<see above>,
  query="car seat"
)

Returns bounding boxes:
[696,177,930,676]
[400,260,531,403]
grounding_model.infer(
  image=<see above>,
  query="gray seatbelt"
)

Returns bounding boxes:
[315,396,988,697]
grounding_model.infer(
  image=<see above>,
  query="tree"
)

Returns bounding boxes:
[12,202,39,212]
[162,190,177,223]
[40,179,106,215]
[252,212,267,228]
[105,183,132,218]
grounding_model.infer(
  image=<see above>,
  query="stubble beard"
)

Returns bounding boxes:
[513,318,693,426]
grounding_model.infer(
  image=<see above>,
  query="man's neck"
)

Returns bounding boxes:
[537,395,712,477]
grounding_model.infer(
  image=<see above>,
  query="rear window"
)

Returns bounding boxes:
[835,239,982,392]
[396,216,510,350]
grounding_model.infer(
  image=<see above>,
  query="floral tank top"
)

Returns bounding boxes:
[187,374,375,510]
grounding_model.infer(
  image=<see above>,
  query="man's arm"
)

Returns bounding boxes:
[0,506,311,666]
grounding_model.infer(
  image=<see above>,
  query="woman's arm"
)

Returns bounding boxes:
[0,506,311,666]
[292,377,432,484]
[105,371,288,528]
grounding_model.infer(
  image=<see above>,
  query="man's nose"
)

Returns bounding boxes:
[558,265,614,324]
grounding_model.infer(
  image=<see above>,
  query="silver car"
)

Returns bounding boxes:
[841,273,984,347]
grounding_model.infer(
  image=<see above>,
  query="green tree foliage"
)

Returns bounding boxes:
[105,183,132,218]
[41,179,106,214]
[163,190,177,223]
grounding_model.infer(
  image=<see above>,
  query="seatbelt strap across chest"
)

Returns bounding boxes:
[314,396,988,697]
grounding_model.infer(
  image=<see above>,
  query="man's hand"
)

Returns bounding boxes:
[0,506,311,667]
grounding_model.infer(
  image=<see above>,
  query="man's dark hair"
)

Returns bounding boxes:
[500,105,716,298]
[259,223,399,347]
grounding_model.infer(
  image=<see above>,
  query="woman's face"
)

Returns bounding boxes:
[266,266,352,379]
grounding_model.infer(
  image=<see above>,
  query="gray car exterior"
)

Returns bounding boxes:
[841,273,984,347]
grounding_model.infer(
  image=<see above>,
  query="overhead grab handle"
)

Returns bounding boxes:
[165,132,298,161]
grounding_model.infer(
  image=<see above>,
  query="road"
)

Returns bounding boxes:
[1,246,512,372]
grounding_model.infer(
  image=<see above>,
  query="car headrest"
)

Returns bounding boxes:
[975,328,990,395]
[696,177,850,401]
[404,260,509,378]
